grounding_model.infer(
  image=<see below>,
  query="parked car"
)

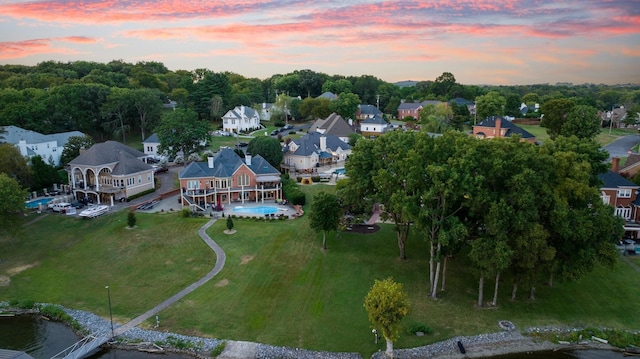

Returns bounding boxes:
[70,201,85,209]
[283,124,294,130]
[153,165,169,174]
[49,202,73,212]
[270,129,279,136]
[235,142,248,148]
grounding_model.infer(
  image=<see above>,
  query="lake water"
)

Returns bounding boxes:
[0,315,193,359]
[0,315,627,359]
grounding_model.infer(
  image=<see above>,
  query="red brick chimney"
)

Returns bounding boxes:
[612,157,620,173]
[495,117,502,138]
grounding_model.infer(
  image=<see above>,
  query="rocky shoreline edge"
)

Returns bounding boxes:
[1,303,624,359]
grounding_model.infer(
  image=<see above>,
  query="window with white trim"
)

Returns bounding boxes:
[238,173,249,186]
[187,180,200,190]
[617,188,632,198]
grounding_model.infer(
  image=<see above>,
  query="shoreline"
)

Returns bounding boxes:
[1,303,625,359]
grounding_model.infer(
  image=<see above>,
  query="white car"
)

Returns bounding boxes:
[49,202,73,212]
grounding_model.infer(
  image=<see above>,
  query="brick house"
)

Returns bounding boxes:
[397,100,443,120]
[178,148,281,211]
[598,169,640,239]
[472,116,536,144]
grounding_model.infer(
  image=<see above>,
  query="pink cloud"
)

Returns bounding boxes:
[0,37,96,60]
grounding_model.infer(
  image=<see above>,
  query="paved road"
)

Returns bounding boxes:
[604,135,640,159]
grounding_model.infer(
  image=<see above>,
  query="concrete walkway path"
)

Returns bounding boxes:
[114,218,226,335]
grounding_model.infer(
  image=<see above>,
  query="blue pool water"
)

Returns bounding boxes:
[333,168,346,175]
[25,197,53,209]
[232,206,278,215]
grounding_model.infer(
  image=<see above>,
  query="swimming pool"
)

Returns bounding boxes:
[232,206,278,215]
[333,168,346,175]
[26,197,53,209]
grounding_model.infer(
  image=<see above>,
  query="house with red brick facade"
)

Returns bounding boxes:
[397,100,442,120]
[599,170,640,239]
[472,116,536,144]
[178,149,281,211]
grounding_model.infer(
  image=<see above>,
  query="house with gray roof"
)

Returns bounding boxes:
[397,100,444,120]
[357,104,383,121]
[222,105,262,134]
[68,141,154,205]
[178,148,281,211]
[282,132,351,173]
[360,114,389,137]
[308,113,355,143]
[472,116,536,144]
[316,91,337,100]
[2,125,85,166]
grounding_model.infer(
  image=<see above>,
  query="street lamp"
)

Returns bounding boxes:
[105,285,114,338]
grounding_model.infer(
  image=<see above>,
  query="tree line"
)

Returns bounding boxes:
[1,60,639,143]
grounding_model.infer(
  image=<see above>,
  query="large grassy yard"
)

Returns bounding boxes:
[2,184,640,357]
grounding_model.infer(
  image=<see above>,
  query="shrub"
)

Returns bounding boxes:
[210,341,227,357]
[296,177,302,183]
[127,188,156,201]
[311,176,321,182]
[127,210,136,227]
[407,323,433,335]
[226,216,234,230]
[180,208,191,218]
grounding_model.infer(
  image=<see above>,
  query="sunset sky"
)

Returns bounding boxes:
[1,0,639,85]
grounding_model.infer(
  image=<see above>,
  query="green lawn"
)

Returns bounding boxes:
[2,185,640,357]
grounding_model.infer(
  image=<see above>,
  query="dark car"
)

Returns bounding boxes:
[153,166,169,174]
[70,201,85,209]
[235,142,248,147]
[270,129,279,136]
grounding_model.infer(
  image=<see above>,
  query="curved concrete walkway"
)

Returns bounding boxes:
[114,218,226,335]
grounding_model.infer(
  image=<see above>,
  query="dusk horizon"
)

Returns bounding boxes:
[1,0,639,86]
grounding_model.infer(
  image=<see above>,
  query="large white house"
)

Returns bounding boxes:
[222,105,262,134]
[2,125,85,166]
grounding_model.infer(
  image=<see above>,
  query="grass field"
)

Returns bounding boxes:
[2,185,640,357]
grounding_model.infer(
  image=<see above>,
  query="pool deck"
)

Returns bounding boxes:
[136,195,299,218]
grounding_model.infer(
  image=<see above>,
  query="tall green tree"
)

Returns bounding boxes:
[0,173,28,237]
[363,278,410,358]
[431,72,457,98]
[475,91,506,120]
[560,105,600,140]
[0,143,33,189]
[60,135,95,166]
[131,88,164,141]
[309,191,342,250]
[540,98,576,139]
[246,136,283,169]
[330,92,361,120]
[342,131,416,260]
[29,155,60,192]
[156,108,210,163]
[101,87,133,142]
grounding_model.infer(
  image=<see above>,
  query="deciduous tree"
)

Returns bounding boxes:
[246,136,283,169]
[156,108,210,163]
[0,173,28,237]
[364,278,410,358]
[309,191,342,250]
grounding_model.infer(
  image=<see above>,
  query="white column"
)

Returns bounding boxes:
[110,195,114,207]
[261,185,264,204]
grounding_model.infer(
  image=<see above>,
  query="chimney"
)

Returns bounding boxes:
[208,156,214,169]
[245,153,252,166]
[79,146,86,154]
[495,117,502,138]
[320,136,327,151]
[612,157,620,173]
